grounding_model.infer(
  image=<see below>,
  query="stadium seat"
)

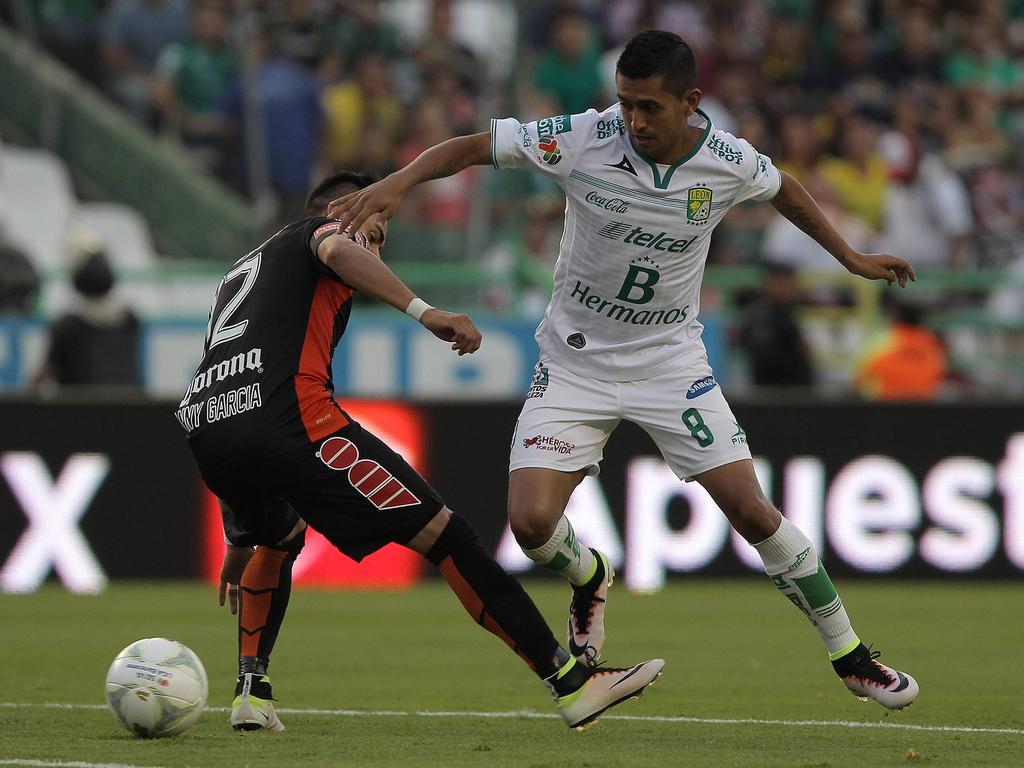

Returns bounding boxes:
[75,202,159,269]
[0,147,76,269]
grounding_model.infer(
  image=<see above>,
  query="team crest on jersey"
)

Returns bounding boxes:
[536,136,562,165]
[686,184,713,224]
[317,436,421,509]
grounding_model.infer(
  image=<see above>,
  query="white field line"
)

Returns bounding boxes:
[2,701,1022,736]
[0,761,177,768]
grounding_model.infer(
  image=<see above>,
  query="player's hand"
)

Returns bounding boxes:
[327,174,408,236]
[843,251,917,288]
[419,308,482,355]
[218,545,254,615]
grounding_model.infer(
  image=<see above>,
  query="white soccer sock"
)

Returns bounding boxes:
[754,517,860,659]
[522,515,597,587]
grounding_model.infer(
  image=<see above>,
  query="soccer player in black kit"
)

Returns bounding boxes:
[178,171,664,732]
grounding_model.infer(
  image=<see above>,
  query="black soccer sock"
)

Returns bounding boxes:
[237,529,305,676]
[426,514,565,679]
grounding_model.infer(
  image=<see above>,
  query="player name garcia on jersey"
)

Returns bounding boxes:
[175,347,265,432]
[491,104,781,381]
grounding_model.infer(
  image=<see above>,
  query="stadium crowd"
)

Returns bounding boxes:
[9,0,1024,395]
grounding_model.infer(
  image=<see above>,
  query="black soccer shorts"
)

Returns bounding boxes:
[201,418,444,560]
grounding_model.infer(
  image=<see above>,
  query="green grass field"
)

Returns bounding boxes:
[1,580,1021,767]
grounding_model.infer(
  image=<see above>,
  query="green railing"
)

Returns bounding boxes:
[0,24,259,261]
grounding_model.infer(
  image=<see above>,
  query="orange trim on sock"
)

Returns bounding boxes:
[239,547,289,657]
[438,556,535,671]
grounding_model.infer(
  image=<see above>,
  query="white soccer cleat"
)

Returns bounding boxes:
[568,549,613,666]
[553,659,665,730]
[841,650,919,711]
[231,674,286,732]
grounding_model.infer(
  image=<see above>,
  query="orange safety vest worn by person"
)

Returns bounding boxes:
[856,305,946,399]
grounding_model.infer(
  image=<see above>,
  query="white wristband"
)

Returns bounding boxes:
[404,297,432,322]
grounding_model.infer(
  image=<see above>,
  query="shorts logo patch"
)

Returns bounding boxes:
[522,434,575,455]
[317,436,420,509]
[686,376,717,399]
[526,363,549,399]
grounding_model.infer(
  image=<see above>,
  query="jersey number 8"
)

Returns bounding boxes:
[681,407,715,447]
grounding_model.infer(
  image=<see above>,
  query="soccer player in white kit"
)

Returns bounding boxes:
[330,31,919,711]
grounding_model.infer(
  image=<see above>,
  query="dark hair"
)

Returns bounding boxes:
[304,170,378,216]
[616,30,697,97]
[73,251,115,297]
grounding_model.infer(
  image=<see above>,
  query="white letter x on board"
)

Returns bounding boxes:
[1,452,110,594]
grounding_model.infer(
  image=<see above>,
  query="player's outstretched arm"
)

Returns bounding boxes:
[327,131,492,235]
[770,171,916,287]
[318,234,481,355]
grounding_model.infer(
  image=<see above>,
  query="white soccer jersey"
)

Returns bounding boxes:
[491,105,782,381]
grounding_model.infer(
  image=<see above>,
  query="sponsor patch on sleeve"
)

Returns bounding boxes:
[313,221,345,240]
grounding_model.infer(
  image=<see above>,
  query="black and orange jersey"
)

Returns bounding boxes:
[177,216,356,472]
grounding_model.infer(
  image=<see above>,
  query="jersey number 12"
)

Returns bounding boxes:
[205,252,262,351]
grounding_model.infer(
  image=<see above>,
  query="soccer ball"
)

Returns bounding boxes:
[105,638,208,738]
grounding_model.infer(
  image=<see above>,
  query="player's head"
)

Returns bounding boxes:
[305,171,388,251]
[305,171,377,216]
[615,30,702,160]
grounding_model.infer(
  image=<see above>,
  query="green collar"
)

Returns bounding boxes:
[629,108,712,190]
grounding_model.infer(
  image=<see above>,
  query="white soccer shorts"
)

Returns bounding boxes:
[509,359,752,480]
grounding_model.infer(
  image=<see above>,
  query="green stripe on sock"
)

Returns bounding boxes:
[816,599,844,618]
[547,552,572,572]
[828,637,862,661]
[792,563,839,609]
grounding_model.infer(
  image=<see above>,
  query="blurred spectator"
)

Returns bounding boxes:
[261,0,331,72]
[879,130,973,271]
[221,29,323,220]
[152,0,235,160]
[322,52,401,170]
[987,253,1024,323]
[101,0,191,123]
[819,116,889,231]
[761,171,872,272]
[533,12,605,116]
[329,0,402,64]
[806,10,876,95]
[395,99,477,230]
[36,0,103,84]
[482,207,557,316]
[776,112,823,182]
[738,263,814,387]
[945,89,1013,170]
[854,301,947,400]
[415,0,480,96]
[32,247,141,391]
[0,229,39,314]
[761,13,807,88]
[944,89,1021,263]
[873,7,943,88]
[945,18,1023,95]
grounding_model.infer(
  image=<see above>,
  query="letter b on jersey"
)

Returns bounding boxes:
[616,265,660,304]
